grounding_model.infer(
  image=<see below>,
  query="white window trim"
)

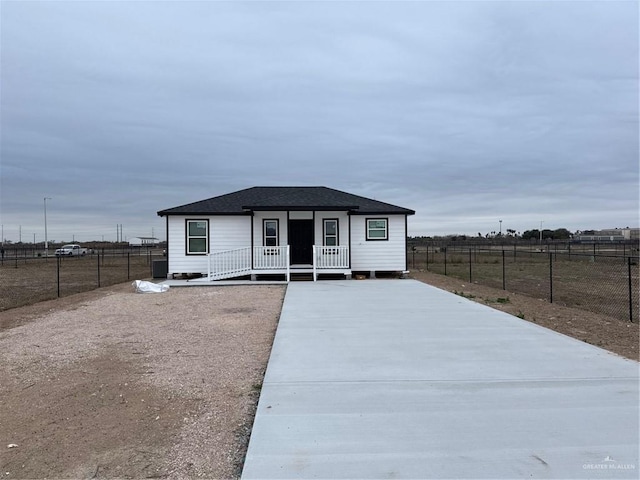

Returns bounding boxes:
[366,218,388,241]
[323,219,339,246]
[186,219,209,255]
[263,219,279,246]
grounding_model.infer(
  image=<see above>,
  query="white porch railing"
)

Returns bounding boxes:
[253,246,290,276]
[206,245,349,282]
[313,246,349,281]
[208,247,251,281]
[207,245,291,281]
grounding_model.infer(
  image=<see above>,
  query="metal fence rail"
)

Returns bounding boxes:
[408,246,639,323]
[0,251,161,312]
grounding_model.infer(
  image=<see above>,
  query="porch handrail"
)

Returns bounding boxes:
[313,245,349,281]
[208,247,251,281]
[207,245,351,282]
[253,246,290,281]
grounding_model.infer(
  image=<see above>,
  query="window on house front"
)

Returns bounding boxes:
[186,220,208,254]
[366,218,388,241]
[264,219,279,246]
[323,219,338,246]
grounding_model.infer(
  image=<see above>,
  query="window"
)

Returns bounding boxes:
[263,219,279,246]
[366,218,388,241]
[323,219,338,246]
[186,220,208,254]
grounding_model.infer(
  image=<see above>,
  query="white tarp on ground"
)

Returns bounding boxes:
[132,280,170,293]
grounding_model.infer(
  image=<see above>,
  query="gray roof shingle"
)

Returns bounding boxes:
[157,187,415,216]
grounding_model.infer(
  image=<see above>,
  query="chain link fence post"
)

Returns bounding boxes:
[444,247,447,276]
[57,254,61,297]
[628,256,633,323]
[549,250,553,303]
[426,245,429,271]
[502,249,506,290]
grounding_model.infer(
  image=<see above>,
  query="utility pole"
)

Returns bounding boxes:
[44,197,52,256]
[499,220,502,236]
[540,221,543,243]
[19,225,21,243]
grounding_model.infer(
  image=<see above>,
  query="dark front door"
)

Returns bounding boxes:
[288,219,313,265]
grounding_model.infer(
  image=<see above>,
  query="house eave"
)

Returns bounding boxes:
[349,210,415,216]
[158,208,415,216]
[157,211,253,217]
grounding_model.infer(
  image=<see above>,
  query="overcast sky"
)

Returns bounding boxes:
[1,0,638,243]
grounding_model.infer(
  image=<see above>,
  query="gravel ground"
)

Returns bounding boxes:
[0,283,285,479]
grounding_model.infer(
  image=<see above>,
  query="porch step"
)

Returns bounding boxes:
[289,272,314,282]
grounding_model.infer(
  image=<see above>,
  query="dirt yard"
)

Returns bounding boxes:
[1,275,637,480]
[0,283,285,479]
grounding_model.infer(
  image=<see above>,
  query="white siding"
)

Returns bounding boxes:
[252,212,288,247]
[167,215,251,275]
[166,211,408,274]
[289,211,313,220]
[350,215,407,271]
[210,216,251,251]
[314,212,350,247]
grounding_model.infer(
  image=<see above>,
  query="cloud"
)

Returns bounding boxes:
[1,1,637,242]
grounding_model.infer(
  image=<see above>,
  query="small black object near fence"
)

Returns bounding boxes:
[409,245,639,323]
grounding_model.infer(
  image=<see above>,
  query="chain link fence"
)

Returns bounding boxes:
[0,247,164,312]
[408,245,639,323]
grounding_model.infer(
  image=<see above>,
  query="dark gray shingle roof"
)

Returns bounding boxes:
[157,187,415,216]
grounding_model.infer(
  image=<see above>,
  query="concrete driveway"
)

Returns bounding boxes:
[242,280,639,479]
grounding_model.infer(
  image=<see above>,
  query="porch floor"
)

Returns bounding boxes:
[161,279,288,287]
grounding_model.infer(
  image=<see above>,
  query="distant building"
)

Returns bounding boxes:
[575,228,639,242]
[129,237,160,247]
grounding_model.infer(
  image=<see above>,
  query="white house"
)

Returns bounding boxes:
[157,186,415,281]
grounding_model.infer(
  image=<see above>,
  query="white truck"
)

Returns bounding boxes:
[55,244,88,256]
